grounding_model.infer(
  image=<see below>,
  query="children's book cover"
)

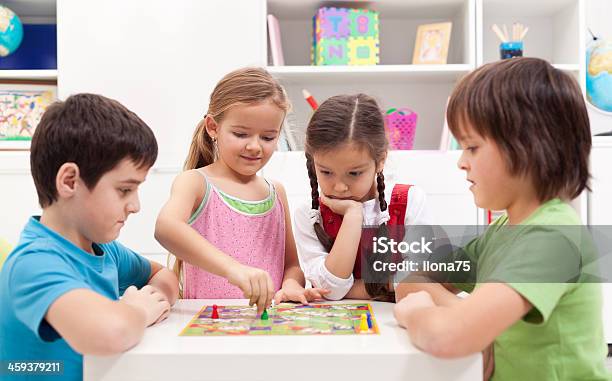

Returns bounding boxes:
[0,83,56,150]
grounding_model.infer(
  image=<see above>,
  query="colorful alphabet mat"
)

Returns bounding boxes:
[179,303,379,336]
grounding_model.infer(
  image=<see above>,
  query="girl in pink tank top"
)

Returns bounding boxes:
[184,171,285,298]
[155,68,329,313]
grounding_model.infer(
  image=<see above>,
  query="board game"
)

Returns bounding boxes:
[179,303,379,336]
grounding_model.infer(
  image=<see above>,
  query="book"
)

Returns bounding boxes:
[267,14,285,66]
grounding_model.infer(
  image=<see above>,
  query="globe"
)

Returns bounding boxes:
[586,39,612,113]
[0,5,23,57]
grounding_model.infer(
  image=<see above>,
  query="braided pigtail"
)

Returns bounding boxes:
[364,171,395,302]
[306,153,335,252]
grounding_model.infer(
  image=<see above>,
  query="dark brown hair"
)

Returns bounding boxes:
[305,94,394,301]
[447,57,591,201]
[31,93,158,208]
[184,67,290,171]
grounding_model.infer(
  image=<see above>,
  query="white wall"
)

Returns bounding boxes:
[57,0,266,169]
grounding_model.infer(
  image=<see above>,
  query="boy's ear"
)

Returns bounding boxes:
[204,114,219,140]
[55,163,80,199]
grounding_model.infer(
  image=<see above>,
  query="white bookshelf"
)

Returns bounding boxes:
[265,0,588,150]
[267,64,474,83]
[266,0,476,151]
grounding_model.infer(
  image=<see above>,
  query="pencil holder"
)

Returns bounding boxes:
[385,108,418,150]
[500,41,523,59]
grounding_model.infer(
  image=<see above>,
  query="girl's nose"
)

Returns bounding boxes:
[333,181,348,193]
[246,137,262,152]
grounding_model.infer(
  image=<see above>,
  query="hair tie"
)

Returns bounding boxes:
[376,210,390,225]
[308,209,322,225]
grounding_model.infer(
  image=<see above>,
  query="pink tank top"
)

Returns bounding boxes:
[183,171,285,299]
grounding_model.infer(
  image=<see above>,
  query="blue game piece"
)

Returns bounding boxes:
[366,313,372,329]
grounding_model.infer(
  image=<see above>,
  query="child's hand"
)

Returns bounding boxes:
[273,284,331,305]
[227,264,274,315]
[120,285,171,327]
[393,290,435,328]
[320,195,363,217]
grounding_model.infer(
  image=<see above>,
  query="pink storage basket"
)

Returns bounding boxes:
[385,108,418,150]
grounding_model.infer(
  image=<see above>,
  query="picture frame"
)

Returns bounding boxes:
[0,82,57,150]
[412,22,452,65]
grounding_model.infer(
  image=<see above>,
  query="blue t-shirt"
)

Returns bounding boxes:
[0,217,151,381]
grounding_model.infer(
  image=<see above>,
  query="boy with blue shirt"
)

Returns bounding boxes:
[0,93,179,380]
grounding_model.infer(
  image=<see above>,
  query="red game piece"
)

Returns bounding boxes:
[211,304,219,319]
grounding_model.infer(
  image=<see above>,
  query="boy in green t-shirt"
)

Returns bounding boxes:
[393,58,610,381]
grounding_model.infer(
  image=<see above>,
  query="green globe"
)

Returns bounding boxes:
[0,5,23,57]
[586,39,612,113]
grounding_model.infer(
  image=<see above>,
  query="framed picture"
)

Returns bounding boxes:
[0,82,57,150]
[412,22,452,65]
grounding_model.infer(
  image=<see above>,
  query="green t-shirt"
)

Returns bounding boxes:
[457,199,610,381]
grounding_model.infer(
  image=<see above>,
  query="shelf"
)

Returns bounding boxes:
[267,0,469,19]
[267,0,474,66]
[482,0,577,18]
[0,70,57,81]
[267,64,474,84]
[2,0,56,20]
[593,136,612,148]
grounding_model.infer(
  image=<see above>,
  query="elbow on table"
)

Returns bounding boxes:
[103,317,145,354]
[74,315,145,355]
[411,314,472,359]
[313,275,351,301]
[323,288,349,301]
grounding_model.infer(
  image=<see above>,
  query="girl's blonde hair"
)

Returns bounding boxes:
[171,67,290,292]
[184,67,290,170]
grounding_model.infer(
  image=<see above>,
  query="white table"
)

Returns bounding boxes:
[84,299,482,381]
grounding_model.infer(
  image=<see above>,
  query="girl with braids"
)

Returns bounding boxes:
[155,67,328,314]
[293,94,433,301]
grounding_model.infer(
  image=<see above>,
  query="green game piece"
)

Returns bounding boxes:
[261,309,269,320]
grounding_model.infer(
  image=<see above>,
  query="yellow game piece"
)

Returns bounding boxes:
[359,313,369,332]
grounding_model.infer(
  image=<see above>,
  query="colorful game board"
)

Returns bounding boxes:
[179,303,379,336]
